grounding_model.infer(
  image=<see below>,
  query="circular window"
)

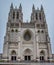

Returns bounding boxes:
[24,31,31,41]
[11,29,14,32]
[41,30,44,33]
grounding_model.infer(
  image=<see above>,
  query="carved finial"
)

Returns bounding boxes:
[41,5,43,11]
[10,3,13,9]
[19,3,22,11]
[32,4,35,12]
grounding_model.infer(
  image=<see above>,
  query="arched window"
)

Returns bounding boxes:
[17,12,19,19]
[37,30,40,33]
[24,31,31,41]
[40,51,45,55]
[13,11,15,19]
[39,13,41,20]
[11,29,14,32]
[36,13,38,20]
[41,30,44,33]
[11,50,16,55]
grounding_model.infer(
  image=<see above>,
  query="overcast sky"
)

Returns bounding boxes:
[0,0,54,53]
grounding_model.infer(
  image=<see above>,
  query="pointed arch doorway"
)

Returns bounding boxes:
[24,56,31,61]
[40,50,45,62]
[11,50,17,61]
[24,49,32,61]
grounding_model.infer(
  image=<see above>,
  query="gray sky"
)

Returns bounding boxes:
[0,0,54,53]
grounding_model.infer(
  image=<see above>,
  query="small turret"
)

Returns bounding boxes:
[19,3,22,12]
[41,5,44,11]
[10,3,13,10]
[32,4,35,12]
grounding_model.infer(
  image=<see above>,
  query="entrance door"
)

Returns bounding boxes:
[28,56,31,60]
[25,56,27,61]
[40,56,44,61]
[11,56,16,61]
[24,56,31,61]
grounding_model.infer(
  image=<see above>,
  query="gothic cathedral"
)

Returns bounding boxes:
[1,3,53,62]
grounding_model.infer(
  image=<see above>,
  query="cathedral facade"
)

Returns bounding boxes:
[1,3,53,62]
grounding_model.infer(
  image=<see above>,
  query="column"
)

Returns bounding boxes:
[36,35,40,61]
[33,29,36,61]
[48,43,52,61]
[18,36,21,61]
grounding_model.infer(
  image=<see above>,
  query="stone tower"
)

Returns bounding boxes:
[2,3,52,62]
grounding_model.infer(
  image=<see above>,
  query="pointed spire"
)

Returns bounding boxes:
[10,3,13,9]
[41,5,43,11]
[32,4,35,12]
[19,3,22,11]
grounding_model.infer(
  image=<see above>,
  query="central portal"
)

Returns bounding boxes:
[24,48,32,61]
[24,56,31,61]
[40,56,44,61]
[11,56,16,61]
